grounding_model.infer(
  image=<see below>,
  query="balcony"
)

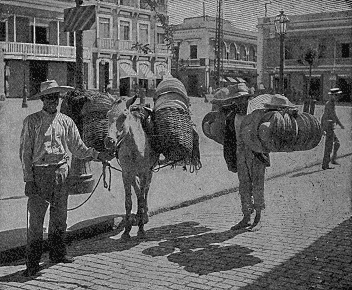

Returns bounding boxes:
[285,57,352,68]
[0,42,91,61]
[155,44,169,55]
[97,38,116,50]
[116,40,133,52]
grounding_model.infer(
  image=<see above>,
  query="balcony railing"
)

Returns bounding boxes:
[97,38,116,50]
[155,44,169,55]
[1,42,91,60]
[116,40,133,51]
[285,57,352,67]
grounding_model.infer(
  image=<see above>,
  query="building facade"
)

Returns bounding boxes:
[0,0,171,99]
[257,10,352,103]
[171,16,257,96]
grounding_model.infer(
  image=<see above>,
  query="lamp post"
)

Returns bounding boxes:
[274,11,289,95]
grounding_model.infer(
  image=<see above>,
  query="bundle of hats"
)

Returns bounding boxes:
[202,83,250,145]
[153,77,200,169]
[62,89,115,152]
[240,94,323,153]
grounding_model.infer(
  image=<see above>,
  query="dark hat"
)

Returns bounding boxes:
[328,88,342,95]
[202,111,226,145]
[30,80,74,100]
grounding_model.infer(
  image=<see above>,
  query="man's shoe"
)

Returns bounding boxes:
[22,265,40,277]
[331,160,339,165]
[50,255,74,264]
[247,209,263,231]
[231,215,251,231]
[322,166,334,170]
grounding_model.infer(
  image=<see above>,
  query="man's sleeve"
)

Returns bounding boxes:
[66,119,99,160]
[19,117,34,182]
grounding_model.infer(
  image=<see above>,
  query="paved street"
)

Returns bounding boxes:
[0,154,351,290]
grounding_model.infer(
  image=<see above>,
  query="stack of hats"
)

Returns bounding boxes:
[154,77,190,111]
[153,77,195,164]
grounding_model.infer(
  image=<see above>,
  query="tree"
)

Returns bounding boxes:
[298,46,319,113]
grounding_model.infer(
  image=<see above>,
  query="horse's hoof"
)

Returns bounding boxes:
[142,214,149,225]
[121,232,131,242]
[129,214,138,227]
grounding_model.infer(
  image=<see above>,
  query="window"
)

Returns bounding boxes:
[140,0,149,9]
[139,23,149,44]
[0,21,6,41]
[190,45,197,59]
[99,17,110,39]
[31,26,48,44]
[341,43,350,58]
[120,20,130,40]
[157,33,164,44]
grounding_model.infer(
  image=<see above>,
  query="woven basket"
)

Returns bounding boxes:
[82,111,109,152]
[153,106,194,162]
[80,92,114,152]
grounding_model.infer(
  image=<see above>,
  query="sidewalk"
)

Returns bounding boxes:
[0,154,351,289]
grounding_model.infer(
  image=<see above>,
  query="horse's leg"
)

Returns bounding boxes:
[141,171,153,225]
[121,172,133,241]
[132,175,146,239]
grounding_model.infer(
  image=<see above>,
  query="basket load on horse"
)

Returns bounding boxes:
[61,77,201,240]
[152,77,201,171]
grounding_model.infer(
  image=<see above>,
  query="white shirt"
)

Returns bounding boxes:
[20,110,99,182]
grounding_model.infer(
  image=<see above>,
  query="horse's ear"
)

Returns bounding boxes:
[126,95,138,109]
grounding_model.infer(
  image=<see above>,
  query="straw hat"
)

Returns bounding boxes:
[328,88,342,95]
[211,83,250,108]
[155,77,188,100]
[263,94,296,109]
[30,80,74,100]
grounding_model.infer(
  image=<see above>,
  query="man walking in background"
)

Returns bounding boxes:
[321,88,345,170]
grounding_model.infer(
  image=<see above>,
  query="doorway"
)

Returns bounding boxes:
[188,75,198,96]
[120,78,129,96]
[29,61,48,97]
[99,61,109,92]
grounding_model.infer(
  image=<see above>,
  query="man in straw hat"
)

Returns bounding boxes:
[234,94,297,231]
[20,80,112,277]
[321,88,345,170]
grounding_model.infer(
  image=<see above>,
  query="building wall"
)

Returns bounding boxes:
[257,10,352,103]
[173,16,258,95]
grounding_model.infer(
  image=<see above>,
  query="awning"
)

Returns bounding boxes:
[119,62,137,78]
[226,76,237,83]
[155,64,168,79]
[219,77,227,82]
[139,64,155,79]
[236,77,246,83]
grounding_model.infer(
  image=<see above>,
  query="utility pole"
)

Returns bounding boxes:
[75,0,84,90]
[214,0,223,89]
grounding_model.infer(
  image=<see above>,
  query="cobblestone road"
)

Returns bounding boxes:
[1,156,351,290]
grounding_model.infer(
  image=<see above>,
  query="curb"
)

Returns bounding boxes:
[1,152,351,264]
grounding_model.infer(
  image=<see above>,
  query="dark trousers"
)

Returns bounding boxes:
[236,143,266,215]
[26,163,69,268]
[322,131,340,168]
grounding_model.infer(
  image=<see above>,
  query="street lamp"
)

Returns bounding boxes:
[274,10,289,95]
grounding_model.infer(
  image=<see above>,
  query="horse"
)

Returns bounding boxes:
[104,95,159,241]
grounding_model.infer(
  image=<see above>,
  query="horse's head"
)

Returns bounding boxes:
[104,95,137,151]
